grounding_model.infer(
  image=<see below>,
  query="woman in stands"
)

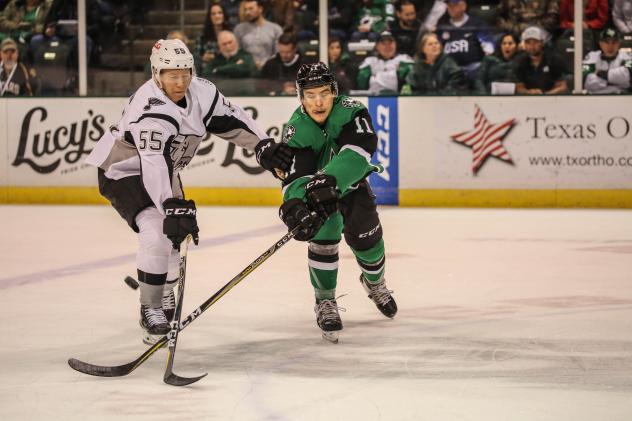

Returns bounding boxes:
[475,32,521,94]
[327,36,354,93]
[402,32,467,95]
[196,3,231,68]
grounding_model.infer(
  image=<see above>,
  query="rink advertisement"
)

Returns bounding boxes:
[1,97,298,187]
[0,96,310,204]
[1,96,630,207]
[368,97,399,205]
[398,96,632,207]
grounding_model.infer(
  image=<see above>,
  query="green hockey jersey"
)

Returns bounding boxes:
[281,95,382,201]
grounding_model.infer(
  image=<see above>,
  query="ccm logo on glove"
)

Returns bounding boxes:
[305,178,327,190]
[165,208,197,216]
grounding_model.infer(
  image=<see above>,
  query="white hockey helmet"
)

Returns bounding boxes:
[150,39,195,87]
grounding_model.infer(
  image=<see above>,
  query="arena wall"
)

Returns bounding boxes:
[1,96,630,208]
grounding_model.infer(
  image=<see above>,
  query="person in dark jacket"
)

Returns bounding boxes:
[0,37,37,95]
[260,31,303,95]
[514,26,569,95]
[475,32,521,94]
[196,3,231,69]
[327,36,354,93]
[402,32,467,94]
[201,30,256,78]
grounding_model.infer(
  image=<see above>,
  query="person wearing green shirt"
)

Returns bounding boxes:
[201,30,256,78]
[277,62,397,343]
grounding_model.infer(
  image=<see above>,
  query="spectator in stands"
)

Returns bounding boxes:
[583,27,632,93]
[497,0,559,37]
[357,30,414,94]
[291,0,318,40]
[260,31,303,95]
[560,0,608,32]
[328,0,354,41]
[32,0,101,65]
[559,0,608,51]
[201,30,256,79]
[514,26,569,95]
[219,0,241,28]
[328,36,354,93]
[0,0,50,46]
[268,0,295,33]
[613,0,632,34]
[0,37,37,95]
[418,0,447,33]
[350,0,395,42]
[390,0,421,56]
[234,0,283,69]
[475,32,520,94]
[197,3,231,69]
[436,0,494,83]
[402,32,468,94]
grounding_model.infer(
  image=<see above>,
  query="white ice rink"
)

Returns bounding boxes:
[1,205,631,421]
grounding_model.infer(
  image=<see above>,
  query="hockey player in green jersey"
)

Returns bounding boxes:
[278,62,397,343]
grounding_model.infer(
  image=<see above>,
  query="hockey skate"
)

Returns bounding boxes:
[314,298,343,343]
[139,305,170,346]
[360,275,397,318]
[162,287,176,323]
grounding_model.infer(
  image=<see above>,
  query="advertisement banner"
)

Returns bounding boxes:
[399,96,632,189]
[1,97,305,188]
[368,96,399,205]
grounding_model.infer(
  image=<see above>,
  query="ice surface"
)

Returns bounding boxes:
[1,206,631,420]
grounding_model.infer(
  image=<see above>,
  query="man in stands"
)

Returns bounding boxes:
[234,0,283,69]
[514,26,568,95]
[0,37,36,96]
[356,30,414,94]
[583,27,632,94]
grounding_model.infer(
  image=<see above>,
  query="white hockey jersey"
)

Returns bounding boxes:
[358,54,414,94]
[582,50,632,94]
[86,77,268,213]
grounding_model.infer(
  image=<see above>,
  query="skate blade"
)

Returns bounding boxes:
[321,331,339,343]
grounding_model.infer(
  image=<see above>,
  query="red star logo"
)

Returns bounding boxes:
[451,105,516,175]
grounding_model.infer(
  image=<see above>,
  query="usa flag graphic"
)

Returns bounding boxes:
[451,105,516,175]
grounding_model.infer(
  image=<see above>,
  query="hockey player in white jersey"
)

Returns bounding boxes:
[86,39,292,345]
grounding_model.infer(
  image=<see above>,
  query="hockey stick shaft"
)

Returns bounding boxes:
[163,235,207,385]
[68,226,298,378]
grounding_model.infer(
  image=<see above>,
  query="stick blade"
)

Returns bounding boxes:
[163,372,207,386]
[68,357,136,377]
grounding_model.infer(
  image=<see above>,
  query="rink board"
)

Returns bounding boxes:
[0,95,630,207]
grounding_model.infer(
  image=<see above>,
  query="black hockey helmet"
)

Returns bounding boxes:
[296,62,338,98]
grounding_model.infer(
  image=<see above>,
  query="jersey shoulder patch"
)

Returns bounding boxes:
[282,124,296,143]
[143,97,166,111]
[340,96,363,109]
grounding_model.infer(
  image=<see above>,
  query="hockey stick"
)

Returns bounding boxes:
[68,225,299,379]
[163,235,207,386]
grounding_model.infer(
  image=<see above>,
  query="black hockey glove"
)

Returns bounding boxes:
[163,198,200,251]
[255,139,294,180]
[305,174,339,220]
[279,198,323,242]
[596,70,609,81]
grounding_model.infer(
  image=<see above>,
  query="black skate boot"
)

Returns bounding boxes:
[360,275,397,318]
[139,305,170,346]
[162,287,176,323]
[314,298,343,343]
